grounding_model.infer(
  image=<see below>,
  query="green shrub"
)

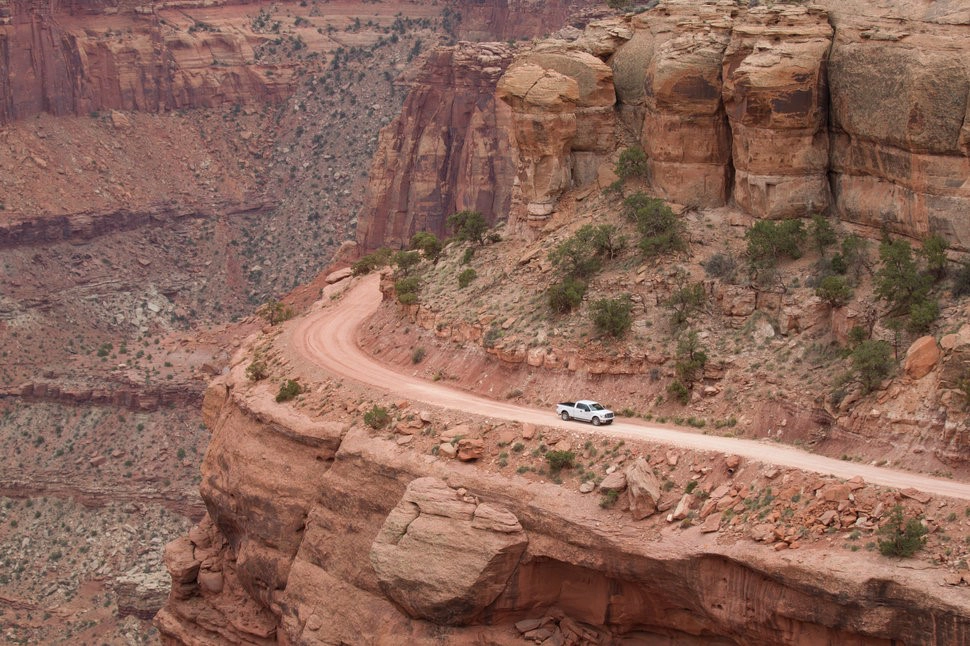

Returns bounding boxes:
[810,214,837,256]
[364,405,390,429]
[545,450,576,473]
[352,248,393,275]
[258,300,294,325]
[393,250,422,276]
[875,239,929,314]
[600,489,620,508]
[549,227,601,279]
[906,299,939,334]
[674,330,708,387]
[615,146,648,181]
[815,275,853,307]
[395,276,420,304]
[850,339,894,393]
[703,252,738,282]
[745,219,806,272]
[590,295,633,337]
[839,234,870,282]
[275,379,302,403]
[622,193,685,257]
[410,231,442,262]
[447,210,488,245]
[483,325,503,348]
[665,282,706,327]
[878,505,928,558]
[921,234,949,282]
[246,360,269,381]
[461,247,475,265]
[667,379,691,405]
[589,224,627,260]
[548,277,587,314]
[411,347,426,364]
[952,262,970,298]
[457,268,477,288]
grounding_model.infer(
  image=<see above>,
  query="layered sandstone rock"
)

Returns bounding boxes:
[158,366,970,644]
[0,9,291,125]
[722,5,833,219]
[827,19,970,249]
[370,477,527,624]
[497,46,617,223]
[491,0,970,249]
[356,43,515,250]
[638,3,734,208]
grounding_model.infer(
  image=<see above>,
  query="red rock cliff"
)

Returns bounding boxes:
[0,0,292,124]
[495,0,970,250]
[155,348,970,644]
[355,42,516,250]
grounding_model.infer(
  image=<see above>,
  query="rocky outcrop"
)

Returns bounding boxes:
[638,3,734,208]
[370,477,528,624]
[157,345,970,643]
[827,17,970,249]
[356,43,516,251]
[0,4,292,125]
[497,47,616,220]
[493,1,970,250]
[2,379,203,411]
[723,6,833,219]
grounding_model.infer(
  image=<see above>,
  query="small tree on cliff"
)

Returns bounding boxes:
[878,505,928,558]
[448,210,488,245]
[615,146,648,181]
[410,231,443,263]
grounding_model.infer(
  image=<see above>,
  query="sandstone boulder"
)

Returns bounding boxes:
[625,458,661,520]
[598,470,628,494]
[370,477,528,624]
[904,336,940,379]
[457,437,485,461]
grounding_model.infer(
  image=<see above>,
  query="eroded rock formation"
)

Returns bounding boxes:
[493,0,970,250]
[0,3,292,125]
[156,350,970,644]
[370,477,528,624]
[356,42,516,250]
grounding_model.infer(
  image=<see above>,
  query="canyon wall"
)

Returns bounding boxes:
[456,0,603,42]
[355,42,516,250]
[155,356,970,644]
[487,0,970,251]
[0,1,292,124]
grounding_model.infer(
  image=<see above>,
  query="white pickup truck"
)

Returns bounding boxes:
[556,400,614,426]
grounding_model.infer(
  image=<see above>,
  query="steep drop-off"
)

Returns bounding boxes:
[155,287,970,644]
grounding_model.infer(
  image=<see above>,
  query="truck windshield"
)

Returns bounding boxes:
[589,403,603,411]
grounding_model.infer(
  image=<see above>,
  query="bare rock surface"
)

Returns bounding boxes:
[370,477,528,624]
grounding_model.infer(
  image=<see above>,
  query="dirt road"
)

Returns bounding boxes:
[292,274,970,501]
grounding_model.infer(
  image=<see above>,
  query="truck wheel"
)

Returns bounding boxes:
[592,417,601,426]
[561,411,570,421]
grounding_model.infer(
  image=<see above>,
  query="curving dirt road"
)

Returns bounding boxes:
[292,273,970,501]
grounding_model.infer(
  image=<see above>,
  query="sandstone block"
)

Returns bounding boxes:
[625,458,661,520]
[370,478,528,624]
[904,336,940,379]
